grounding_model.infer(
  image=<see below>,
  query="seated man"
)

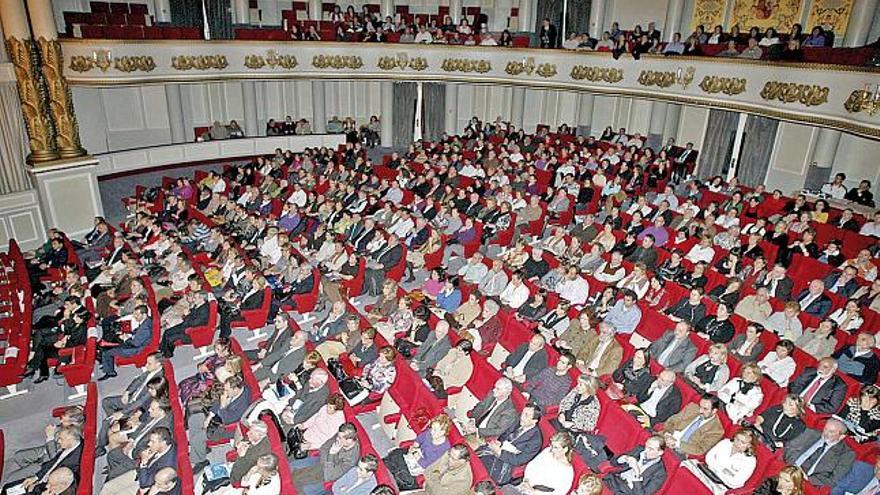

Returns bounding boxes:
[3,426,82,494]
[502,334,549,384]
[103,399,173,482]
[6,407,84,482]
[99,304,154,380]
[621,370,682,427]
[410,320,452,374]
[422,443,473,495]
[147,467,179,495]
[832,333,880,385]
[476,403,543,485]
[455,378,518,443]
[331,454,379,495]
[603,290,642,335]
[522,352,575,409]
[580,321,624,377]
[101,352,164,416]
[832,458,880,495]
[662,394,724,457]
[784,419,855,488]
[158,290,211,358]
[604,435,668,495]
[289,422,361,495]
[797,279,833,318]
[100,427,176,495]
[789,357,848,414]
[647,322,697,373]
[188,375,251,472]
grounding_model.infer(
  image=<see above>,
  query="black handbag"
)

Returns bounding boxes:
[286,426,308,459]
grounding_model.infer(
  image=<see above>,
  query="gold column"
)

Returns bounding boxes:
[0,0,59,163]
[27,0,87,159]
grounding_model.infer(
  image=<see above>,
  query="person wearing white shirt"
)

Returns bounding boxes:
[387,212,415,239]
[859,212,880,238]
[556,267,589,306]
[758,340,797,387]
[382,181,404,205]
[822,173,848,200]
[507,432,575,495]
[717,364,764,422]
[765,303,804,341]
[682,430,758,494]
[258,230,281,263]
[639,370,676,420]
[594,252,626,284]
[414,26,433,43]
[457,253,489,285]
[686,236,716,265]
[287,185,307,207]
[459,162,485,178]
[211,177,227,194]
[500,273,530,309]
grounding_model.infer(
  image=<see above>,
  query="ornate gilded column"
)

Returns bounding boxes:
[0,0,58,163]
[27,0,86,159]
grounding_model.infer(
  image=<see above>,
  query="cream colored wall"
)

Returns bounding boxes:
[832,134,880,194]
[607,0,670,30]
[764,122,816,193]
[676,105,708,149]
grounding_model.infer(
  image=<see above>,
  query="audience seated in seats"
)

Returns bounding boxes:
[684,344,730,393]
[832,333,880,385]
[681,428,758,493]
[622,369,682,427]
[421,443,474,495]
[717,362,765,422]
[784,418,855,487]
[604,434,668,495]
[289,422,360,495]
[383,414,452,491]
[789,357,848,414]
[476,402,543,485]
[502,333,549,384]
[648,321,697,373]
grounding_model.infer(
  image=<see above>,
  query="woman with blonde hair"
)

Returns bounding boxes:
[573,474,603,495]
[754,465,806,495]
[501,432,575,495]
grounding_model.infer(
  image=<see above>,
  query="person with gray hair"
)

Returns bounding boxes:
[43,467,76,495]
[784,418,855,487]
[147,467,179,495]
[290,422,361,495]
[464,299,502,353]
[3,425,82,495]
[6,407,84,481]
[456,378,517,443]
[332,454,379,495]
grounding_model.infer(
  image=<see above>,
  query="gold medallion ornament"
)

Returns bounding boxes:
[244,50,298,70]
[504,58,557,78]
[37,37,86,158]
[698,75,747,95]
[171,55,229,71]
[440,58,491,73]
[760,81,829,107]
[638,67,695,89]
[376,53,428,71]
[114,56,156,72]
[311,54,364,69]
[843,87,880,116]
[569,65,624,84]
[5,37,58,162]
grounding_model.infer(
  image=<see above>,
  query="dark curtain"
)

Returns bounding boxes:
[698,109,739,179]
[169,0,203,29]
[737,115,778,187]
[204,0,233,39]
[422,83,445,142]
[392,82,416,148]
[536,0,590,41]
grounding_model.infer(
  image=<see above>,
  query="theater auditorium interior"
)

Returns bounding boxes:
[2,0,880,494]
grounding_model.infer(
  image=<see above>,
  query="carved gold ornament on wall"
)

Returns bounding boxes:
[312,54,364,69]
[376,53,428,71]
[5,37,58,162]
[114,56,156,73]
[638,67,695,89]
[244,50,298,70]
[843,87,880,115]
[504,58,557,78]
[440,58,491,73]
[171,55,229,71]
[760,81,829,107]
[69,49,113,72]
[36,37,86,158]
[569,65,624,84]
[698,75,747,95]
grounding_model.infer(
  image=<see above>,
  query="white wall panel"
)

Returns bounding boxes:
[764,122,815,192]
[590,95,617,136]
[833,134,880,197]
[609,0,670,31]
[185,84,209,124]
[141,85,170,129]
[73,86,109,154]
[676,105,709,149]
[103,87,145,131]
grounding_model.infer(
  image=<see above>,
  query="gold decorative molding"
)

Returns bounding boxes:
[5,37,58,162]
[376,53,428,71]
[171,55,229,71]
[114,56,156,73]
[698,75,747,96]
[311,54,363,70]
[69,49,113,72]
[844,89,880,116]
[569,65,624,84]
[638,67,695,89]
[440,58,491,73]
[504,58,557,78]
[243,49,298,70]
[760,81,829,107]
[36,37,86,159]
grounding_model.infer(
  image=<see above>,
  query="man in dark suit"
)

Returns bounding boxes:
[102,352,164,415]
[99,305,154,380]
[503,334,549,384]
[149,467,181,495]
[158,291,211,358]
[831,459,880,495]
[288,368,330,424]
[797,279,833,317]
[477,403,543,485]
[410,320,452,374]
[605,435,668,495]
[104,399,173,481]
[258,329,306,384]
[42,467,77,495]
[134,427,176,491]
[459,378,518,441]
[188,375,251,471]
[757,263,794,301]
[648,322,697,373]
[789,358,848,414]
[351,219,377,253]
[784,419,855,487]
[3,426,82,495]
[671,142,698,183]
[823,266,860,298]
[228,422,271,485]
[629,370,682,426]
[832,333,880,385]
[361,234,403,297]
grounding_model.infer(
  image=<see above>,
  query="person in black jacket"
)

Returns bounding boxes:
[788,358,848,414]
[26,308,89,383]
[3,426,82,495]
[832,333,880,385]
[605,435,668,495]
[538,18,558,48]
[158,291,211,358]
[476,403,543,485]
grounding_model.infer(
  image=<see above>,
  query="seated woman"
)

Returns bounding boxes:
[681,428,758,494]
[836,384,880,443]
[516,290,549,323]
[359,346,398,395]
[754,464,805,495]
[218,453,280,495]
[179,339,231,405]
[501,432,575,495]
[706,279,742,308]
[694,303,735,344]
[828,299,864,334]
[373,297,413,342]
[753,394,806,449]
[435,277,463,314]
[186,354,242,413]
[644,277,671,311]
[551,375,601,464]
[717,363,764,423]
[617,262,650,299]
[757,340,796,387]
[283,393,345,455]
[795,319,839,360]
[610,348,653,399]
[684,344,730,393]
[586,286,618,321]
[383,414,452,491]
[431,339,475,390]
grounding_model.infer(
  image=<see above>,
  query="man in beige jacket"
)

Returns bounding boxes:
[662,394,725,457]
[422,444,473,495]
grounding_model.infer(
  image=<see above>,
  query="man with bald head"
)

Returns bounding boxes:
[147,468,179,495]
[785,419,855,487]
[624,369,682,427]
[833,333,880,385]
[43,467,76,495]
